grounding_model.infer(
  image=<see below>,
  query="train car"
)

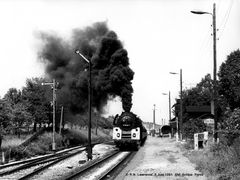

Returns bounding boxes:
[112,112,147,150]
[159,125,172,137]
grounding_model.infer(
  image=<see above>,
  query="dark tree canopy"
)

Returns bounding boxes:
[182,74,212,107]
[218,49,240,110]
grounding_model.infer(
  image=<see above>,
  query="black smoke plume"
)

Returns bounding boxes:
[38,22,134,114]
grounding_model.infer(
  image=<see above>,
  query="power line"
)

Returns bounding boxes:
[218,0,234,39]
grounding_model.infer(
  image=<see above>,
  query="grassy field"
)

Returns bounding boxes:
[2,134,32,150]
[1,127,112,161]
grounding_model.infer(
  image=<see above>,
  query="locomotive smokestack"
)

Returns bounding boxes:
[37,22,134,114]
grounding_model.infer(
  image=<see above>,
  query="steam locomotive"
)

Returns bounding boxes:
[112,112,147,150]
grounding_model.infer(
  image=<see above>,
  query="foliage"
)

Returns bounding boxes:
[0,99,11,133]
[22,77,51,131]
[182,74,212,107]
[9,132,63,160]
[1,88,33,136]
[5,128,111,160]
[4,88,22,105]
[180,74,213,125]
[222,108,240,131]
[185,137,240,179]
[182,118,206,139]
[218,49,240,110]
[1,134,32,150]
[8,103,32,137]
[0,77,53,136]
[220,108,240,145]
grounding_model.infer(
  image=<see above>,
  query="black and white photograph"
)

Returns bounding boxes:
[0,0,239,179]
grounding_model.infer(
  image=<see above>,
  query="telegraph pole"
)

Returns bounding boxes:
[153,104,156,137]
[59,106,63,136]
[212,3,217,142]
[180,69,183,140]
[42,79,57,151]
[169,91,171,123]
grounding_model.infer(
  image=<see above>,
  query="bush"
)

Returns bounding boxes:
[7,132,63,160]
[182,118,206,140]
[184,137,240,179]
[4,127,112,161]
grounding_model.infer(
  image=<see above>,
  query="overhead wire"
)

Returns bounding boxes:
[218,0,234,39]
[197,0,234,79]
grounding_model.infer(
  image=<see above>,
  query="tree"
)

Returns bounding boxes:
[8,103,32,138]
[182,74,212,107]
[4,88,22,105]
[2,88,24,134]
[221,108,240,145]
[0,99,12,133]
[22,78,50,132]
[218,49,240,110]
[181,74,213,124]
[0,99,9,150]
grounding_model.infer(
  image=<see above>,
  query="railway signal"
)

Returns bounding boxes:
[41,79,58,151]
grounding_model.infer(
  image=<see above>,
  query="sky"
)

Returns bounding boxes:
[0,0,239,125]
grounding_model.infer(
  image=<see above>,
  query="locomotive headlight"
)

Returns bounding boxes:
[131,127,140,140]
[113,127,121,140]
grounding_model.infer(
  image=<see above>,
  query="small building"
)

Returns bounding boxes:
[170,98,213,136]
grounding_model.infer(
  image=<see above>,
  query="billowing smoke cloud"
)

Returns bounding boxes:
[37,22,134,114]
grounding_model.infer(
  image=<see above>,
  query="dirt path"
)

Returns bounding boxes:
[115,136,207,180]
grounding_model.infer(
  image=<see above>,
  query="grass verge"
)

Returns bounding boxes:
[182,138,240,180]
[2,127,112,162]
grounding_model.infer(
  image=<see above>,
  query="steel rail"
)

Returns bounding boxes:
[0,141,114,178]
[98,151,135,180]
[0,145,84,170]
[0,140,113,171]
[18,148,86,180]
[62,150,120,180]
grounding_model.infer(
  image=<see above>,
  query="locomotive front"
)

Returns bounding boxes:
[112,112,142,149]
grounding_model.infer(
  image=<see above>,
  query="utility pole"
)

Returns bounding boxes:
[180,69,183,140]
[42,79,57,151]
[162,91,171,125]
[191,3,217,142]
[95,117,98,135]
[169,91,171,123]
[59,106,63,136]
[212,3,217,142]
[153,104,156,137]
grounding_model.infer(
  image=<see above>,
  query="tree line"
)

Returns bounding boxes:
[181,49,240,143]
[0,76,113,143]
[0,78,53,138]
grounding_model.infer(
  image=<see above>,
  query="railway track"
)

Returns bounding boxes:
[0,141,114,180]
[61,150,136,180]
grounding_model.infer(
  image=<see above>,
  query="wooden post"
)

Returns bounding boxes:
[2,151,5,164]
[59,106,63,135]
[194,133,198,150]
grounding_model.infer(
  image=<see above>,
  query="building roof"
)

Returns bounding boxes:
[185,106,211,113]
